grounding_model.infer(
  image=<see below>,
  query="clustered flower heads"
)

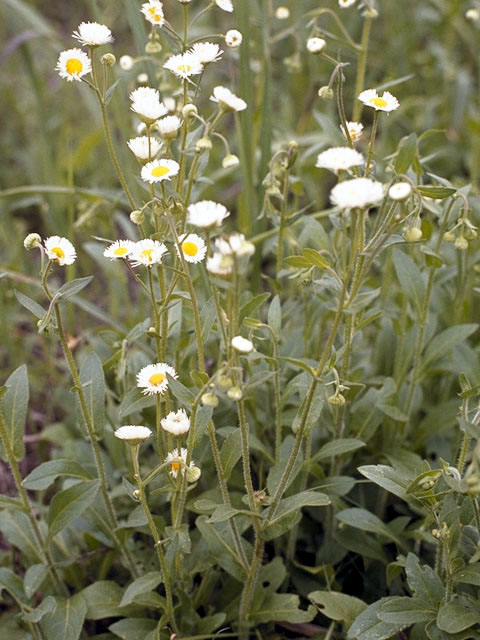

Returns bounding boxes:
[141,0,165,26]
[316,147,364,174]
[129,239,168,267]
[330,178,384,210]
[214,233,255,257]
[44,236,77,265]
[187,200,230,228]
[130,87,168,123]
[210,86,247,112]
[137,362,178,396]
[358,89,400,112]
[161,409,190,436]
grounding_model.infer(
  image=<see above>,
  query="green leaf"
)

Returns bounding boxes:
[348,597,411,640]
[0,364,29,462]
[437,601,480,633]
[267,294,281,336]
[452,564,480,586]
[22,459,93,490]
[109,618,157,639]
[358,464,409,500]
[285,255,311,268]
[220,428,242,481]
[262,491,330,540]
[118,388,155,418]
[336,508,403,547]
[405,554,444,607]
[250,593,315,624]
[239,292,270,321]
[393,250,425,316]
[0,511,43,563]
[105,78,122,105]
[24,564,49,599]
[394,132,417,174]
[196,515,250,581]
[166,373,195,406]
[309,590,367,627]
[120,572,163,607]
[197,613,227,634]
[24,596,56,623]
[417,186,456,199]
[40,594,87,640]
[81,581,141,620]
[302,247,330,269]
[56,276,93,302]
[14,290,47,319]
[379,596,436,624]
[0,567,27,602]
[47,479,101,542]
[313,438,366,461]
[78,352,106,438]
[419,324,478,376]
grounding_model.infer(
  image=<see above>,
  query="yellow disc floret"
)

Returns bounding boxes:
[66,58,83,75]
[149,373,166,386]
[182,241,198,257]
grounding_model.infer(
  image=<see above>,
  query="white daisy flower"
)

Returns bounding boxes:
[137,362,178,396]
[130,87,168,123]
[165,447,196,478]
[44,236,77,265]
[315,147,364,174]
[341,121,364,143]
[127,136,162,161]
[206,252,234,276]
[189,42,223,64]
[358,89,400,112]
[129,239,168,267]
[210,86,247,112]
[141,158,180,183]
[306,37,326,54]
[156,115,182,139]
[187,200,230,228]
[177,233,207,264]
[103,239,135,260]
[114,425,152,444]
[225,29,242,48]
[215,233,255,257]
[231,336,254,353]
[388,182,412,201]
[163,53,204,79]
[161,409,190,436]
[141,0,165,26]
[330,178,384,210]
[215,0,234,11]
[56,48,92,82]
[72,22,114,47]
[119,55,134,71]
[339,0,356,7]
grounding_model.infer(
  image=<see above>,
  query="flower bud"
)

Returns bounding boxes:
[443,231,455,242]
[101,53,116,67]
[218,376,233,389]
[137,72,148,84]
[275,6,290,19]
[466,8,480,21]
[307,37,326,54]
[23,233,42,250]
[404,227,422,242]
[130,210,145,225]
[133,489,141,500]
[186,465,201,483]
[388,182,412,201]
[464,228,477,240]
[182,103,198,118]
[454,235,469,250]
[318,86,334,100]
[196,137,212,152]
[145,40,162,54]
[119,55,134,71]
[222,154,240,169]
[225,29,242,48]
[201,393,219,407]
[227,386,243,401]
[328,393,346,406]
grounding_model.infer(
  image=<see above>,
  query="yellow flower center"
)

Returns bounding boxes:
[51,247,65,260]
[114,247,128,256]
[151,166,170,178]
[370,97,387,108]
[66,58,83,75]
[154,14,162,21]
[148,7,156,13]
[140,248,154,262]
[171,461,180,473]
[149,372,166,386]
[182,241,198,257]
[178,64,192,74]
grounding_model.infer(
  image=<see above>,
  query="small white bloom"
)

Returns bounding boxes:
[141,0,165,26]
[127,136,162,160]
[56,48,92,82]
[72,22,114,47]
[161,409,190,436]
[206,252,234,276]
[225,29,242,48]
[306,37,326,54]
[330,178,384,210]
[119,55,134,71]
[103,239,135,260]
[316,147,364,174]
[215,233,255,257]
[358,89,400,112]
[222,154,240,168]
[141,158,180,183]
[189,42,223,64]
[466,8,480,21]
[137,72,149,84]
[388,182,412,201]
[114,425,152,443]
[165,447,196,478]
[137,362,177,395]
[215,0,234,11]
[163,52,204,79]
[163,97,176,112]
[210,86,247,112]
[177,233,207,263]
[156,115,182,138]
[339,0,356,7]
[341,121,364,143]
[187,200,230,228]
[44,236,77,265]
[130,87,168,123]
[275,6,290,19]
[232,336,254,353]
[129,239,168,267]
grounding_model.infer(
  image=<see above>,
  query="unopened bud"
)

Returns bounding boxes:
[145,40,162,54]
[275,6,290,19]
[130,210,145,225]
[404,227,422,242]
[227,386,243,401]
[222,154,240,169]
[196,137,212,152]
[443,231,455,242]
[364,7,379,18]
[201,393,219,407]
[119,55,134,71]
[186,465,201,483]
[466,8,480,21]
[101,53,116,67]
[328,393,346,406]
[464,228,477,240]
[307,37,326,54]
[182,104,198,118]
[454,235,469,250]
[218,376,233,389]
[318,86,334,100]
[24,233,42,250]
[225,29,242,48]
[133,489,141,500]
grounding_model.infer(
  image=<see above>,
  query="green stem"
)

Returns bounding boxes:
[365,110,380,177]
[353,15,373,121]
[276,163,291,275]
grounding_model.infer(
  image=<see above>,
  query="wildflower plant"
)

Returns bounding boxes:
[1,1,480,639]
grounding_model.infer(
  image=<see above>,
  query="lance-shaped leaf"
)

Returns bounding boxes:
[47,479,101,542]
[0,364,29,462]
